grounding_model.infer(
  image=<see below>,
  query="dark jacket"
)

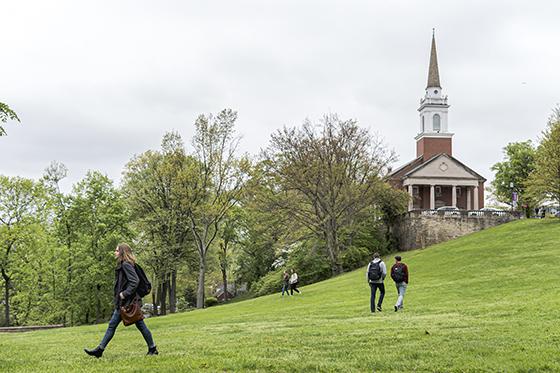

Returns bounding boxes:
[114,261,139,307]
[390,262,409,284]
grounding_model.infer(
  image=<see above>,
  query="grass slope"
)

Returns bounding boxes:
[1,219,560,372]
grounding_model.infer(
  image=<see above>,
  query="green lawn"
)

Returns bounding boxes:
[1,219,560,372]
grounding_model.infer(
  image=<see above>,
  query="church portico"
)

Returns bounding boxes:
[405,180,480,210]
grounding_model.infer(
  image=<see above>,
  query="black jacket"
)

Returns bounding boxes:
[114,261,139,307]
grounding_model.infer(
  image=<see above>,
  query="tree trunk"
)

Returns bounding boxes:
[169,270,176,313]
[220,242,228,302]
[156,281,163,316]
[152,278,158,316]
[325,227,342,276]
[95,284,101,324]
[161,278,168,316]
[1,269,10,327]
[196,251,206,309]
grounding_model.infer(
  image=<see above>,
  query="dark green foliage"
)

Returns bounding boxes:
[340,246,371,271]
[491,141,537,214]
[204,297,218,307]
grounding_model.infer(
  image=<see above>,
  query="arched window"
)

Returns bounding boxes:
[421,116,425,132]
[433,114,441,132]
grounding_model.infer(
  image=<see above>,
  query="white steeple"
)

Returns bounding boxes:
[416,30,453,140]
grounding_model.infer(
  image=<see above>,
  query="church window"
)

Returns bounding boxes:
[412,186,419,196]
[422,116,425,132]
[433,114,441,132]
[456,187,462,197]
[435,186,442,197]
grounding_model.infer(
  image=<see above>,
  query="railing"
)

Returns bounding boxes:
[408,209,520,218]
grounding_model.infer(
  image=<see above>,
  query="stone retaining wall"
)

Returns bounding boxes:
[394,214,517,251]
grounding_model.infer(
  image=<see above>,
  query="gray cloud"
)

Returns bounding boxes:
[1,1,559,195]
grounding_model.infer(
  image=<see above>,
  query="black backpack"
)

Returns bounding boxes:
[134,263,152,298]
[391,263,406,283]
[367,261,383,282]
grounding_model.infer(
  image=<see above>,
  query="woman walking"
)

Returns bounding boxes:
[281,271,291,296]
[84,243,158,358]
[289,269,300,295]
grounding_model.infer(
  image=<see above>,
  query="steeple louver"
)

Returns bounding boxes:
[427,32,441,88]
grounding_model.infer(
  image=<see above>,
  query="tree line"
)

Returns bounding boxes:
[0,109,408,327]
[490,107,560,215]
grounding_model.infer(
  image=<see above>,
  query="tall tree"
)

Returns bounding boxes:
[69,171,130,323]
[263,114,397,276]
[490,141,536,212]
[122,132,195,315]
[528,108,560,205]
[0,176,47,326]
[176,109,248,308]
[0,102,20,136]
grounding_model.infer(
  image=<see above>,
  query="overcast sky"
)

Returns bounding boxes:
[1,1,559,195]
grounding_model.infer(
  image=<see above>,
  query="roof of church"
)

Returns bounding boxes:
[386,155,424,179]
[403,153,486,181]
[427,32,441,89]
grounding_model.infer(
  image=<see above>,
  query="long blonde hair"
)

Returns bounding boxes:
[117,243,136,264]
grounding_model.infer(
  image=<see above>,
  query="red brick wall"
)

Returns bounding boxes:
[416,137,452,159]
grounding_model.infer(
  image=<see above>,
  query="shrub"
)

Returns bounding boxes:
[205,297,218,308]
[340,246,371,272]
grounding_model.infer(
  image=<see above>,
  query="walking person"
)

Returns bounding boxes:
[289,269,300,295]
[391,255,409,312]
[84,243,158,358]
[281,270,291,296]
[366,253,386,312]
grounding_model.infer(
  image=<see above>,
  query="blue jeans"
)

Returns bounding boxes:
[99,309,155,349]
[395,282,407,309]
[281,283,290,296]
[369,282,385,311]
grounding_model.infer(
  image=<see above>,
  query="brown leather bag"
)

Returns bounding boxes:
[120,301,144,326]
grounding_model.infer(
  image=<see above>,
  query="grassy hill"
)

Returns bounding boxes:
[1,219,559,372]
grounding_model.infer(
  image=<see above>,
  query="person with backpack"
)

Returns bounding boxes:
[366,252,386,312]
[289,269,300,295]
[390,255,409,312]
[85,243,158,358]
[281,270,291,296]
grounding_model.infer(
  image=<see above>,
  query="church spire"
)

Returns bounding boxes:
[427,30,441,88]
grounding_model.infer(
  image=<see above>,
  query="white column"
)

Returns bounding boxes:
[473,186,479,210]
[408,185,413,211]
[466,187,471,210]
[452,185,457,207]
[430,185,435,210]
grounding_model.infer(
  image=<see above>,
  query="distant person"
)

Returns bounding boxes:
[85,243,158,358]
[289,269,300,295]
[541,208,546,219]
[366,253,386,312]
[390,256,409,312]
[281,270,291,296]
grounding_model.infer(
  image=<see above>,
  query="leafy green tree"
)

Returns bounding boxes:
[68,171,130,323]
[262,114,397,275]
[122,132,195,315]
[528,108,560,206]
[175,109,248,308]
[0,102,20,136]
[490,141,536,213]
[0,176,47,326]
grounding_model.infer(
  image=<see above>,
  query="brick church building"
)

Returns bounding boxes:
[388,33,485,211]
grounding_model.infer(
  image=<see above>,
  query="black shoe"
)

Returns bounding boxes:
[84,346,104,358]
[394,306,398,312]
[147,346,159,355]
[377,306,382,312]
